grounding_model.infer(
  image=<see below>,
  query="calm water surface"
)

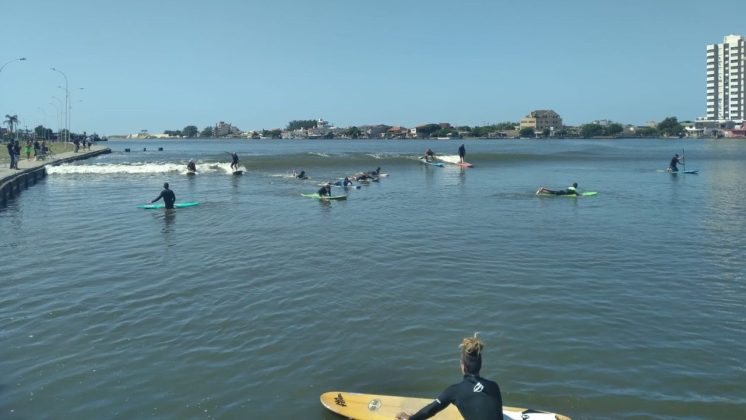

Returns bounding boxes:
[1,139,745,419]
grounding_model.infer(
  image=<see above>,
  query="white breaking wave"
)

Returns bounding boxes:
[434,154,461,164]
[46,162,246,175]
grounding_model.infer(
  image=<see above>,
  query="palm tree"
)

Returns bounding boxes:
[4,114,18,137]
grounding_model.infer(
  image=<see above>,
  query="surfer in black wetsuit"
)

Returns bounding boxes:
[230,152,239,171]
[668,153,683,172]
[396,334,502,420]
[151,182,176,209]
[368,166,381,176]
[318,183,332,197]
[458,144,466,164]
[187,160,197,172]
[296,170,307,179]
[424,148,435,162]
[537,182,580,196]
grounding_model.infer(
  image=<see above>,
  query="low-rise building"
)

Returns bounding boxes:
[214,121,241,137]
[519,110,563,132]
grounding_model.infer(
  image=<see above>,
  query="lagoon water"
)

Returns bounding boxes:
[1,139,745,419]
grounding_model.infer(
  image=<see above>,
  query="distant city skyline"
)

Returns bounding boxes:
[1,0,745,135]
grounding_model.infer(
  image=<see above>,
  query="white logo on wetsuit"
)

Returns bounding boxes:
[473,382,484,393]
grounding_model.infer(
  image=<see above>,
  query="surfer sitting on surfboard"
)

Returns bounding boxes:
[151,182,176,209]
[296,170,308,179]
[187,160,197,172]
[396,334,503,420]
[317,183,332,197]
[537,182,580,196]
[668,153,683,172]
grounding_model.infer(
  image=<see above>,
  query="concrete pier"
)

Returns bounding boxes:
[0,145,111,207]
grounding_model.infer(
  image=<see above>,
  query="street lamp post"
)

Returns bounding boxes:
[51,67,69,143]
[0,57,26,73]
[51,96,63,142]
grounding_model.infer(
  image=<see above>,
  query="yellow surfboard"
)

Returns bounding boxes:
[320,391,570,420]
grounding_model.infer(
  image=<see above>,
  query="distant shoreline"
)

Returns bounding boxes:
[106,136,739,141]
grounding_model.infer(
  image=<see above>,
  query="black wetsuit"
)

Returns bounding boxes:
[458,145,466,159]
[669,156,680,172]
[231,154,239,170]
[153,189,176,209]
[187,163,196,172]
[317,186,331,196]
[409,374,502,420]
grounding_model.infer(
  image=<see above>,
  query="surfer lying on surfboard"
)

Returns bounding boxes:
[536,182,581,196]
[395,334,503,420]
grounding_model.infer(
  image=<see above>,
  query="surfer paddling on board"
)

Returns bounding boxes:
[151,182,176,209]
[229,152,239,171]
[668,153,683,172]
[396,334,503,420]
[536,182,580,196]
[187,160,197,172]
[458,144,466,164]
[296,170,308,179]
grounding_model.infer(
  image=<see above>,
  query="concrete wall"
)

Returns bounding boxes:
[0,148,110,207]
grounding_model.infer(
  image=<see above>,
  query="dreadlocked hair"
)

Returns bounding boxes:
[459,333,484,374]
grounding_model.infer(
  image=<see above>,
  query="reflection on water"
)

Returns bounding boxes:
[1,139,745,419]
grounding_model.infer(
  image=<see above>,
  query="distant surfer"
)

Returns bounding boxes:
[318,183,332,197]
[187,160,197,172]
[356,173,376,182]
[230,152,239,171]
[668,153,683,172]
[424,148,435,162]
[296,170,308,179]
[151,182,176,209]
[395,334,502,420]
[368,166,381,176]
[536,182,580,196]
[334,177,354,187]
[458,144,466,164]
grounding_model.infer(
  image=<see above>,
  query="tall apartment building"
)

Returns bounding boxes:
[706,34,745,121]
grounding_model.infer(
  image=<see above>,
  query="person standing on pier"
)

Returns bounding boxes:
[6,141,16,169]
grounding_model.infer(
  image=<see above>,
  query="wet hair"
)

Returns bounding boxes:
[163,182,169,189]
[459,333,484,374]
[573,183,578,188]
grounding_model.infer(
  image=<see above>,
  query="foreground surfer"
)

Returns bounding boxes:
[396,334,502,420]
[424,148,435,162]
[537,182,580,196]
[151,182,176,209]
[458,144,466,164]
[187,160,197,172]
[230,152,240,171]
[318,183,332,197]
[668,153,683,172]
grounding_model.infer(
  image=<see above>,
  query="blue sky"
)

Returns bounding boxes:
[0,0,743,135]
